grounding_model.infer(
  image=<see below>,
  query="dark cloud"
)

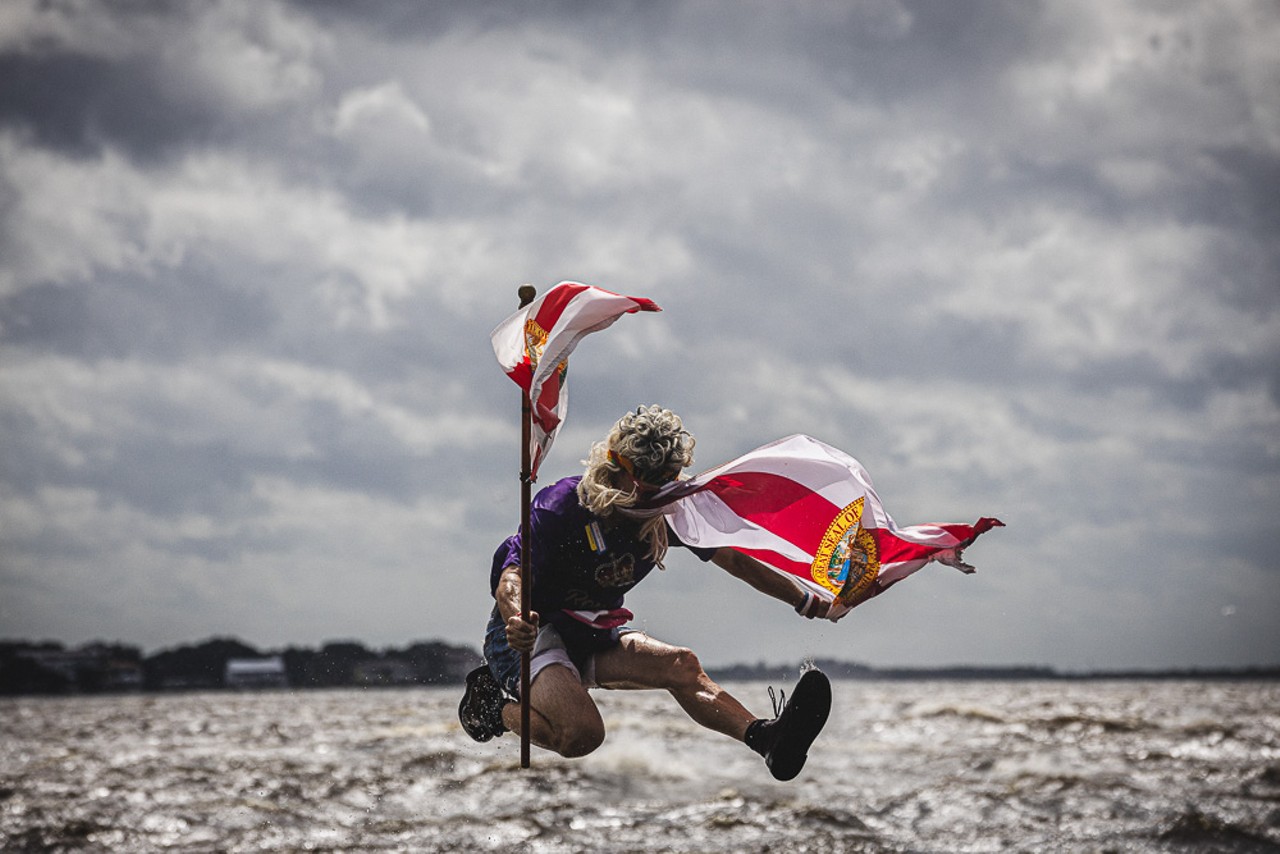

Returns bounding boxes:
[291,0,681,45]
[1206,147,1280,238]
[0,271,276,360]
[1059,345,1280,412]
[0,52,220,162]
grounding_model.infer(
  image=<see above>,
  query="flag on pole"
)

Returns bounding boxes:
[638,434,1002,619]
[491,282,661,478]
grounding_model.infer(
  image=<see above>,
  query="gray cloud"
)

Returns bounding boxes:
[0,271,276,360]
[0,0,1276,668]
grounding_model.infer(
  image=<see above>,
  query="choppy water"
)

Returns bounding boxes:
[2,680,1278,852]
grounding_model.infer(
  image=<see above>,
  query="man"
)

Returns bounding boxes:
[459,405,832,781]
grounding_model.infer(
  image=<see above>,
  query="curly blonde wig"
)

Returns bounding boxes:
[577,405,695,566]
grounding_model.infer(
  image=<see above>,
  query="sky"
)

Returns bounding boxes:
[1,0,1277,672]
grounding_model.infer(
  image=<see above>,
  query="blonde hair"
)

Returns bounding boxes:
[577,405,695,566]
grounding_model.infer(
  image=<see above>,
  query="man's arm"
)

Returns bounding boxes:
[496,563,539,651]
[710,548,829,619]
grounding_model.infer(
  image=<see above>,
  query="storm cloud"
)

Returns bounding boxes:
[1,0,1277,670]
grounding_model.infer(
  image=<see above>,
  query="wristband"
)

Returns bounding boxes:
[794,590,815,616]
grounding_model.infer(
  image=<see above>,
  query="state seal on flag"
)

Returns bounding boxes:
[811,497,880,605]
[523,318,567,380]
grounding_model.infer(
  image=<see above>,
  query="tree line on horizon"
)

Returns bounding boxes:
[0,637,482,696]
[3,638,1276,697]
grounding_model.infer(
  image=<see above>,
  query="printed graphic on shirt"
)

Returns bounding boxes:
[594,553,636,588]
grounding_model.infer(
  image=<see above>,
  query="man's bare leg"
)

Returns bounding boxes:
[500,663,606,758]
[592,632,756,741]
[594,635,832,781]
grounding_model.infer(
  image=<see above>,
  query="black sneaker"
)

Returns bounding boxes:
[748,669,832,781]
[458,665,508,742]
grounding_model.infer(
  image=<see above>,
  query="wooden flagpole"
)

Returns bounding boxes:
[516,284,536,769]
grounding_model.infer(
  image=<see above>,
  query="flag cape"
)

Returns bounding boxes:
[637,434,1002,619]
[491,282,660,477]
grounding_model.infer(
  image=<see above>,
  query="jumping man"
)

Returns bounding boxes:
[459,405,832,780]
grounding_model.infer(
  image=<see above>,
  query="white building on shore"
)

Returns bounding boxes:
[224,656,288,689]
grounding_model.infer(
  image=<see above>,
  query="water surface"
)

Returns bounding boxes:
[3,680,1278,851]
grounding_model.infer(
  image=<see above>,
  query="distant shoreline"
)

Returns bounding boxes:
[709,658,1280,682]
[4,638,1277,698]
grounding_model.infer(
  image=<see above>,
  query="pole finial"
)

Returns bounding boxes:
[517,284,537,308]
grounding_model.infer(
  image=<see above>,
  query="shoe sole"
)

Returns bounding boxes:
[459,666,501,742]
[766,669,832,781]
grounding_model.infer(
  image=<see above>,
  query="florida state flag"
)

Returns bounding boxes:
[491,282,661,477]
[641,434,1002,619]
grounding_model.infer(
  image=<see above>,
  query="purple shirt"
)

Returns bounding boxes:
[490,476,712,614]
